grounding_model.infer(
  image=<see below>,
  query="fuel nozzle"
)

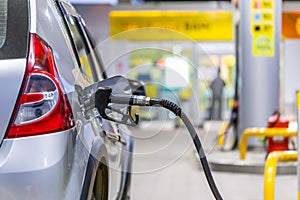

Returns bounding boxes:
[95,86,157,107]
[94,87,139,126]
[95,86,181,117]
[94,87,112,112]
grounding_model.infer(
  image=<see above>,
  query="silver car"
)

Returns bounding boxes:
[0,0,133,199]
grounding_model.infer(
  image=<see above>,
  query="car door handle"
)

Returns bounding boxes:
[104,131,126,145]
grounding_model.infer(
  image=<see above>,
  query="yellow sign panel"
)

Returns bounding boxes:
[262,12,273,21]
[252,34,274,56]
[251,0,274,57]
[109,11,233,41]
[251,12,273,23]
[251,0,273,9]
[251,23,273,34]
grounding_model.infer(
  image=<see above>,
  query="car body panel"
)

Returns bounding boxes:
[0,130,77,200]
[0,59,26,144]
[0,0,134,199]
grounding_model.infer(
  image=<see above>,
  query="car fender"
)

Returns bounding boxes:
[80,135,109,200]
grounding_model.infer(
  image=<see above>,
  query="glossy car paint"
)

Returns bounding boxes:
[0,0,133,199]
[0,59,27,142]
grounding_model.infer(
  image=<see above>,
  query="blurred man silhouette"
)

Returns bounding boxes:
[210,68,225,120]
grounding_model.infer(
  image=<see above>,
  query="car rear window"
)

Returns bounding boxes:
[0,0,28,59]
[0,0,7,48]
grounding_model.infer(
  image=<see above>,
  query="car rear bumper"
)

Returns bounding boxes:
[0,130,78,200]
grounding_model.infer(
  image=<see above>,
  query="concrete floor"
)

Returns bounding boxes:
[129,123,297,200]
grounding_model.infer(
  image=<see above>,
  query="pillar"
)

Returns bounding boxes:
[239,0,281,146]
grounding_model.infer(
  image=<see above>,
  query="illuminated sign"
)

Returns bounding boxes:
[282,12,300,39]
[109,11,233,41]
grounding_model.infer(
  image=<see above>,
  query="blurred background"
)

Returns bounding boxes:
[71,1,300,199]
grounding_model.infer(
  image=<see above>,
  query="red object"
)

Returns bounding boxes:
[267,114,289,154]
[6,34,74,138]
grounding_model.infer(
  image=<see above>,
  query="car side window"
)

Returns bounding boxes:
[58,2,106,85]
[64,15,97,84]
[81,23,107,80]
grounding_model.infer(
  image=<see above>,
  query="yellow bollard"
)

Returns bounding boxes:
[217,122,229,147]
[239,128,297,160]
[264,151,297,200]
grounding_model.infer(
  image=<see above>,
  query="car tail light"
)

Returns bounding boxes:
[6,34,74,138]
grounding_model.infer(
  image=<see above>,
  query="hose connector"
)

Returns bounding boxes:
[130,95,152,106]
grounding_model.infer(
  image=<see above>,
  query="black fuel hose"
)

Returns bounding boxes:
[153,98,223,200]
[109,95,223,200]
[181,111,223,200]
